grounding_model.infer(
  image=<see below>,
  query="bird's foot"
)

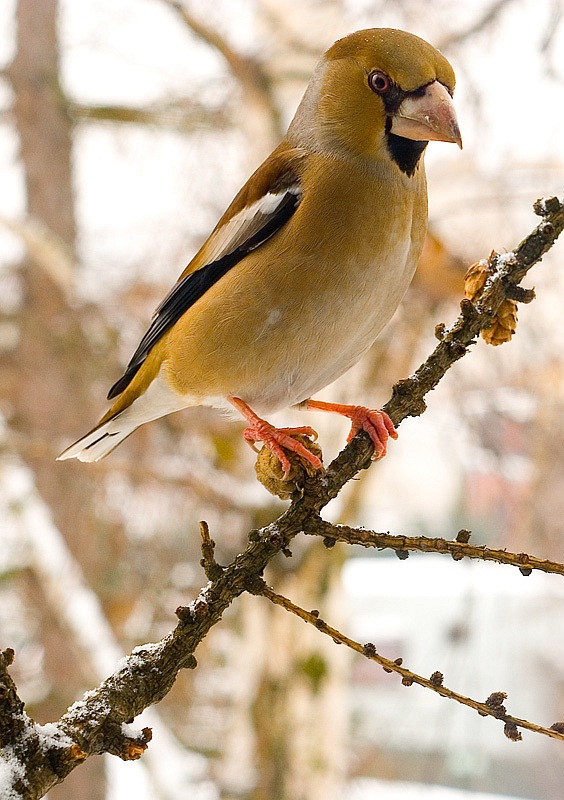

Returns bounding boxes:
[306,399,397,460]
[243,423,322,478]
[229,397,322,478]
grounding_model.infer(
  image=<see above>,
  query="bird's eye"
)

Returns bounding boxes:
[368,71,390,94]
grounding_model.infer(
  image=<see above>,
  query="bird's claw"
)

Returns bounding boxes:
[306,398,397,460]
[242,422,322,479]
[344,406,397,459]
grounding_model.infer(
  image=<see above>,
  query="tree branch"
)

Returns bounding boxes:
[161,0,283,139]
[314,196,564,503]
[3,197,564,797]
[67,100,231,132]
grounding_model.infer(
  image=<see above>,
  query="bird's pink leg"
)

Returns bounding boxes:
[306,399,397,459]
[229,396,322,478]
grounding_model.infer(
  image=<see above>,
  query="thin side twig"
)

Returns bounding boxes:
[253,580,564,743]
[304,519,564,577]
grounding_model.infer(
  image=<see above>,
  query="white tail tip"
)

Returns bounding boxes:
[57,421,135,462]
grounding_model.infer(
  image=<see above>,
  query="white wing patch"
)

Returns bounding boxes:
[201,185,302,266]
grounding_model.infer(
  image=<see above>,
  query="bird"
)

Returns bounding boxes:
[58,28,461,477]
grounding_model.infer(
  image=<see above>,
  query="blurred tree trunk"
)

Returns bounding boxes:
[252,546,348,800]
[5,1,112,797]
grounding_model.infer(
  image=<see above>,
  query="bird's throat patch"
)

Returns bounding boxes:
[386,132,427,177]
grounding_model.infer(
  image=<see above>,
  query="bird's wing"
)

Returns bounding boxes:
[107,152,304,399]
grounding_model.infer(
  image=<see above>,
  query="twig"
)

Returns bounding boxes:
[68,100,231,132]
[199,520,224,579]
[304,520,564,577]
[252,580,564,743]
[161,0,283,138]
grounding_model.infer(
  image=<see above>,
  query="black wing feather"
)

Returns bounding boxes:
[107,188,300,399]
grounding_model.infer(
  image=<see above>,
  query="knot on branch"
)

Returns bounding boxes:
[243,573,267,595]
[42,738,88,779]
[550,722,564,734]
[486,691,508,718]
[533,195,562,216]
[199,521,224,580]
[98,721,152,761]
[459,296,483,323]
[389,378,427,418]
[67,743,87,762]
[120,726,152,761]
[504,722,523,741]
[505,285,535,304]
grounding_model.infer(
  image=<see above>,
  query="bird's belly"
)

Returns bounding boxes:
[230,242,416,413]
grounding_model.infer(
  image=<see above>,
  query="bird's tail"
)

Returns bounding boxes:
[58,368,191,462]
[57,414,137,463]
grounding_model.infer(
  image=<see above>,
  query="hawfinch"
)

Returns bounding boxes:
[58,28,461,476]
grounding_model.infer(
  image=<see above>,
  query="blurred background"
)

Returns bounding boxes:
[1,1,564,798]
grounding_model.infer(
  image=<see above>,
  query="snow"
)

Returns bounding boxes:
[121,721,144,739]
[493,251,517,270]
[113,641,165,675]
[0,747,25,800]
[66,690,111,720]
[0,713,74,797]
[36,722,74,751]
[131,641,166,659]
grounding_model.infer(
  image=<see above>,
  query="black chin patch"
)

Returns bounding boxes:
[386,133,428,177]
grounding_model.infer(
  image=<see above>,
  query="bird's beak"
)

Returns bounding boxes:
[390,80,462,149]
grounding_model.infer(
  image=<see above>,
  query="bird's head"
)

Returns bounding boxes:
[289,28,461,174]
